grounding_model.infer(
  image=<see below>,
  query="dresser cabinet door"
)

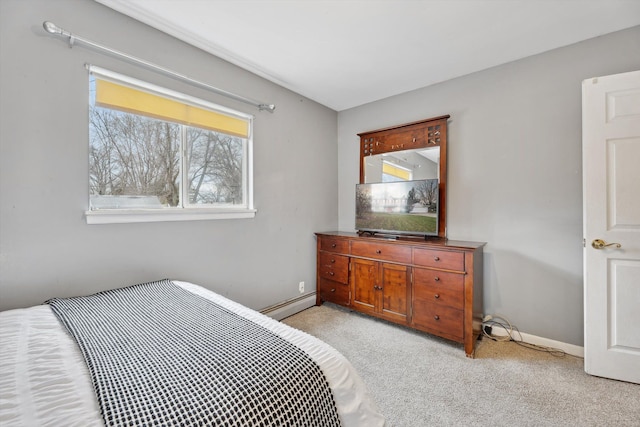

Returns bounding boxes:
[380,263,410,323]
[351,258,377,314]
[351,258,410,323]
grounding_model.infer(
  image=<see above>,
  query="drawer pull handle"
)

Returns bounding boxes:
[331,259,336,263]
[376,249,382,254]
[329,272,335,276]
[434,276,440,281]
[331,243,337,248]
[434,294,440,299]
[330,288,336,292]
[434,256,440,261]
[434,315,440,321]
[373,285,383,290]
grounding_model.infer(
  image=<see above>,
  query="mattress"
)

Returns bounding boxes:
[0,281,385,426]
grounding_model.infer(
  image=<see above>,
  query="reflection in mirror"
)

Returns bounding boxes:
[363,147,440,183]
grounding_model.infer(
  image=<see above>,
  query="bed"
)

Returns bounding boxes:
[0,280,385,426]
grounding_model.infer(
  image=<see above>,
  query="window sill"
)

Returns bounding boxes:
[85,208,257,224]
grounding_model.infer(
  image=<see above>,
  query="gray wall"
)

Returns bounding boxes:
[338,26,640,346]
[0,0,338,311]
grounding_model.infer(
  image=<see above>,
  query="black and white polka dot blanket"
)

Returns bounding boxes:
[47,279,341,427]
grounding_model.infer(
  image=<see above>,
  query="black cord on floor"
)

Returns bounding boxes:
[482,316,567,358]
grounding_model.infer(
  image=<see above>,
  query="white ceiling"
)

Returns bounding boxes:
[96,0,640,111]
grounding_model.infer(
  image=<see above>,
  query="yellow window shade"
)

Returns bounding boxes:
[95,79,249,138]
[382,162,411,180]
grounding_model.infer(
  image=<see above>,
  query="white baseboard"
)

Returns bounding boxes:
[260,292,317,321]
[489,327,584,358]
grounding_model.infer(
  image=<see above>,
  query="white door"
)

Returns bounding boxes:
[583,70,640,384]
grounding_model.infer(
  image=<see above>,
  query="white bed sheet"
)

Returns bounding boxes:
[0,281,385,427]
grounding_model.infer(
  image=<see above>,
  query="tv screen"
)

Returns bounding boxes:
[355,179,438,237]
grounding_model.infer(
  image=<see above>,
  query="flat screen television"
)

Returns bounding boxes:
[355,179,438,238]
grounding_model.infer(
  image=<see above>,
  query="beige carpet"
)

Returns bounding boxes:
[282,303,640,427]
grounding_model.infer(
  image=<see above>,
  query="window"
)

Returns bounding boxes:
[86,66,255,224]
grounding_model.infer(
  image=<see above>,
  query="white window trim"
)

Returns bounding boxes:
[85,207,257,224]
[86,66,256,224]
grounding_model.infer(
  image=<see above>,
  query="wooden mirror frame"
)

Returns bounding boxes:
[358,115,450,239]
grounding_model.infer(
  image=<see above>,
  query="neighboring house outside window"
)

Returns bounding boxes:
[86,66,254,224]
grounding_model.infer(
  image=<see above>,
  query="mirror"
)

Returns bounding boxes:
[358,116,449,238]
[363,147,440,184]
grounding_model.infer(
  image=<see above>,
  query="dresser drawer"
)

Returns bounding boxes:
[319,237,349,254]
[318,278,350,306]
[412,302,463,342]
[413,268,464,290]
[351,241,411,264]
[413,268,464,309]
[318,253,349,284]
[413,248,464,271]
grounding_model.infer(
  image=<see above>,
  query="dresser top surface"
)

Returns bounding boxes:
[316,231,486,250]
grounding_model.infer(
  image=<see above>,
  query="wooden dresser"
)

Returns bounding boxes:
[316,231,485,357]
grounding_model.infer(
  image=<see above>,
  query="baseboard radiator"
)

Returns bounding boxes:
[260,292,316,321]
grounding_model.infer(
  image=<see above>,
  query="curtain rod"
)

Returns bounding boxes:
[42,21,276,113]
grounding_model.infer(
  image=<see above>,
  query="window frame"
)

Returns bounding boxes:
[85,66,256,224]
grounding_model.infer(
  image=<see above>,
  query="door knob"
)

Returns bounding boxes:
[591,239,621,249]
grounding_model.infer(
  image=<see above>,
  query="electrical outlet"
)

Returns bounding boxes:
[298,281,305,293]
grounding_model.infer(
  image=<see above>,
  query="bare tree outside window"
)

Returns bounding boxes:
[186,128,243,205]
[89,105,245,209]
[89,108,180,206]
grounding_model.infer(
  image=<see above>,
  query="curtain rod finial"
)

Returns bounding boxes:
[43,21,61,34]
[43,21,72,38]
[259,104,276,113]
